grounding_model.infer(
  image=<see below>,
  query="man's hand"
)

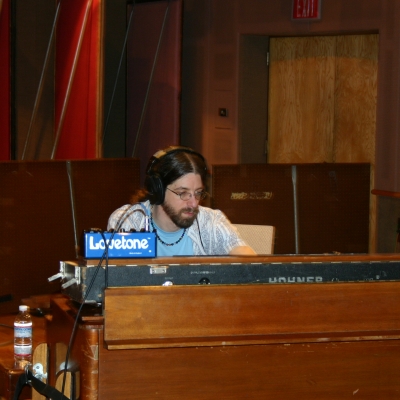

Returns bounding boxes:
[229,245,257,256]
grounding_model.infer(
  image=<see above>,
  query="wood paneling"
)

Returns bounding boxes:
[333,35,378,163]
[334,35,378,250]
[268,34,377,165]
[268,36,336,163]
[98,339,400,399]
[104,281,400,349]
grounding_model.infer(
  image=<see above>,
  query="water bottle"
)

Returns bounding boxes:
[14,305,33,369]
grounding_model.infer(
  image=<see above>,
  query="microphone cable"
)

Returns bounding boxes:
[195,214,206,254]
[60,204,149,395]
[60,205,133,394]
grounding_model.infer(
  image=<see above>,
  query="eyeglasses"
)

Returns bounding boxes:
[167,187,208,201]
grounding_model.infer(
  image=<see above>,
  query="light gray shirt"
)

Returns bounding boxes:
[107,200,247,255]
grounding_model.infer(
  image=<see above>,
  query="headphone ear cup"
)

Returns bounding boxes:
[145,173,165,205]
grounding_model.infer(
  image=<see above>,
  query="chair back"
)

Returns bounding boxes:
[233,224,275,255]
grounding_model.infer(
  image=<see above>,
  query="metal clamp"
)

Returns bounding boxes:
[32,363,48,381]
[48,261,81,288]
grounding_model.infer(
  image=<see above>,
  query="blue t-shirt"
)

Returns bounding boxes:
[151,220,194,256]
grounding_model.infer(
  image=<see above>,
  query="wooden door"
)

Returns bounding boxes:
[268,34,378,250]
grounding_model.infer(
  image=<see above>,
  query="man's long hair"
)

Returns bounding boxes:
[133,147,208,204]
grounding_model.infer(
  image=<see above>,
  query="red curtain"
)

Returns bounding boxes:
[54,0,102,159]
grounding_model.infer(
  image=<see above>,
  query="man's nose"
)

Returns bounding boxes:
[186,194,199,207]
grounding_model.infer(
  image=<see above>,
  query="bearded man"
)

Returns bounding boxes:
[107,146,256,256]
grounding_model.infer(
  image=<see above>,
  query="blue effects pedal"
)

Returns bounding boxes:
[84,231,157,258]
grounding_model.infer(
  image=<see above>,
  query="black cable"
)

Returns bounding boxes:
[60,204,148,395]
[196,215,205,253]
[61,251,106,395]
[97,230,110,289]
[60,223,122,394]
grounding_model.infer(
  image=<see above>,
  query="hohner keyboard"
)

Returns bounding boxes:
[49,254,400,304]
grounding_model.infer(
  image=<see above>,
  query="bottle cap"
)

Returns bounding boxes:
[19,305,28,311]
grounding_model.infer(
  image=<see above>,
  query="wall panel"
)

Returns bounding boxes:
[127,0,182,184]
[0,0,10,160]
[212,163,370,255]
[0,159,140,314]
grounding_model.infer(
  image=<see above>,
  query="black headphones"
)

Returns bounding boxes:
[145,146,207,205]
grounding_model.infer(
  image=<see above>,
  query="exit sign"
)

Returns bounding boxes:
[293,0,321,20]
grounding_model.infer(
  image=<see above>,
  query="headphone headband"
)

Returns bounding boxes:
[145,146,207,205]
[146,146,206,174]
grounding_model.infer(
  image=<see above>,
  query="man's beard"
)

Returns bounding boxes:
[162,201,199,229]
